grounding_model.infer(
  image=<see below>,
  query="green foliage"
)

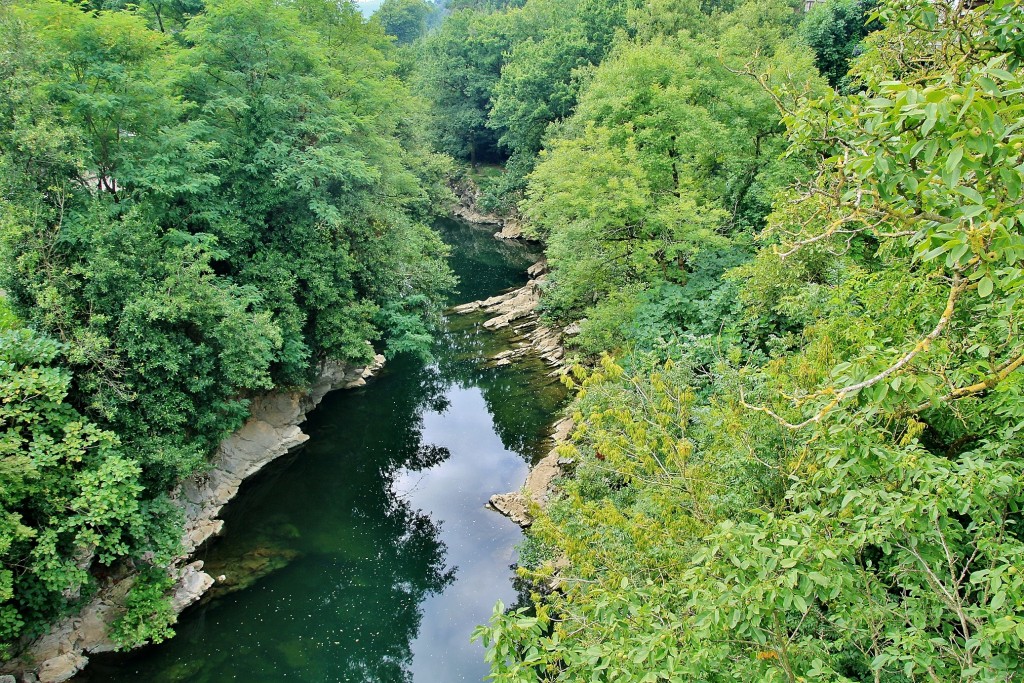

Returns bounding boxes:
[798,0,877,89]
[109,567,176,649]
[0,298,18,332]
[417,8,513,163]
[417,0,633,181]
[476,0,1024,680]
[0,328,178,656]
[487,0,635,161]
[375,0,436,43]
[523,22,820,342]
[0,0,453,655]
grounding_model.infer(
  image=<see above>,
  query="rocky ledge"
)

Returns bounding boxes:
[487,416,574,527]
[449,177,532,241]
[2,356,383,683]
[451,260,566,370]
[451,258,577,528]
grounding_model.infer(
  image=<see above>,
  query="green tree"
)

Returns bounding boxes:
[418,8,512,162]
[0,329,179,656]
[478,0,1024,680]
[1,0,454,655]
[487,0,634,160]
[798,0,877,89]
[522,19,818,350]
[375,0,435,43]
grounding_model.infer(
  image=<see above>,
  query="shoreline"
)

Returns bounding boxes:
[3,356,384,683]
[450,258,575,529]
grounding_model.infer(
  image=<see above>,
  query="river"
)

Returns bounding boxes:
[79,217,564,683]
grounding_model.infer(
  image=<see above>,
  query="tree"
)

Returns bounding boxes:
[0,0,454,654]
[522,21,818,348]
[798,0,877,89]
[487,0,634,161]
[375,0,435,43]
[0,329,179,656]
[477,0,1024,680]
[418,9,512,162]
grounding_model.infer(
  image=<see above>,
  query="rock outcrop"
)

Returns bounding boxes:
[452,258,574,525]
[450,176,534,242]
[487,417,574,527]
[451,176,503,226]
[452,259,565,370]
[2,356,383,683]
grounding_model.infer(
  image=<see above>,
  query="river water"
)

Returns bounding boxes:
[81,217,563,683]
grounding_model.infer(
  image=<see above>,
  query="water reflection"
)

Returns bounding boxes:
[83,219,563,682]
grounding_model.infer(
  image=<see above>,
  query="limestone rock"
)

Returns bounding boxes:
[452,259,567,374]
[171,562,214,613]
[479,280,542,331]
[488,419,575,528]
[37,654,87,683]
[449,177,504,225]
[494,219,524,240]
[4,353,386,682]
[487,493,531,527]
[527,259,548,278]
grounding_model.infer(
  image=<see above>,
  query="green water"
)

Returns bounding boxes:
[82,218,563,683]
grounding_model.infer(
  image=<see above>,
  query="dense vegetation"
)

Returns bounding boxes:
[3,0,1022,678]
[0,0,453,657]
[421,0,1024,679]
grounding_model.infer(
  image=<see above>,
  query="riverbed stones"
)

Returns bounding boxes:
[452,259,568,375]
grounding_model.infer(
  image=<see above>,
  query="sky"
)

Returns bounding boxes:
[356,0,384,17]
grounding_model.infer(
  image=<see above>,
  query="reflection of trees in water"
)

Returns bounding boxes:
[431,317,564,462]
[436,217,541,304]
[86,356,458,683]
[312,495,455,683]
[299,356,455,683]
[432,215,562,461]
[86,216,552,683]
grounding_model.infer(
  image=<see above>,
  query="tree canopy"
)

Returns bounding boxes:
[0,0,453,655]
[467,0,1024,680]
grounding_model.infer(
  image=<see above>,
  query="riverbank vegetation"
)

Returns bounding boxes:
[0,0,453,656]
[2,0,1022,677]
[426,0,1024,679]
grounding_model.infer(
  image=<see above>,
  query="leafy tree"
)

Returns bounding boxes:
[0,0,454,655]
[798,0,877,89]
[418,9,512,163]
[375,0,436,43]
[478,0,1024,680]
[486,0,634,161]
[0,329,179,656]
[522,19,819,347]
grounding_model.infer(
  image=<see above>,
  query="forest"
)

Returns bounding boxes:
[1,0,1023,680]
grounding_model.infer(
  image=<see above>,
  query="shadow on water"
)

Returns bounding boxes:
[81,218,564,683]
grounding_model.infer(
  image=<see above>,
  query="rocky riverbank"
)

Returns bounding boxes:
[2,356,383,683]
[487,416,574,527]
[451,260,566,371]
[449,176,530,241]
[451,258,577,528]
